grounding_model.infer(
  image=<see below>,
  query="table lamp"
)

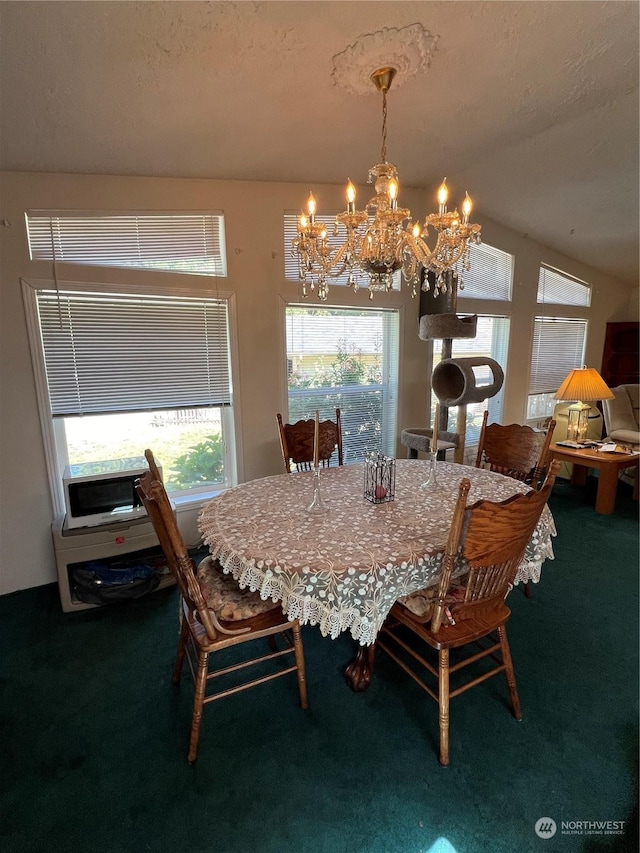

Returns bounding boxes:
[553,367,614,441]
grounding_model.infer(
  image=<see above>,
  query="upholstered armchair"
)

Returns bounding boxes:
[602,385,640,451]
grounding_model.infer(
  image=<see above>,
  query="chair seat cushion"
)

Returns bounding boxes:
[197,556,280,621]
[486,462,532,482]
[397,580,467,621]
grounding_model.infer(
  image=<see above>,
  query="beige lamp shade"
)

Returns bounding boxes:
[554,368,614,402]
[554,367,613,441]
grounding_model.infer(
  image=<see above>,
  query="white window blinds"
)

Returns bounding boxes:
[36,290,232,416]
[285,306,399,461]
[537,265,591,306]
[529,317,587,395]
[26,211,227,276]
[458,242,513,301]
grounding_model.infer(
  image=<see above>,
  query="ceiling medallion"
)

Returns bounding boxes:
[331,23,438,96]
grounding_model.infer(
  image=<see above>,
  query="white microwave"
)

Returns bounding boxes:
[62,457,160,529]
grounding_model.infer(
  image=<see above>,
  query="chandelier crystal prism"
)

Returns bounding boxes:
[293,67,482,301]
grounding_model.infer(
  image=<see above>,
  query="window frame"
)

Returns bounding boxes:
[456,241,514,302]
[537,263,591,306]
[281,300,402,462]
[25,210,228,277]
[22,278,241,516]
[526,263,592,423]
[526,316,588,421]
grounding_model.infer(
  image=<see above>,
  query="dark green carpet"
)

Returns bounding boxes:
[1,478,638,853]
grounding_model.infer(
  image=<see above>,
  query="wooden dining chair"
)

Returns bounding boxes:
[277,409,344,473]
[135,449,309,764]
[475,411,556,489]
[377,460,560,766]
[475,412,556,597]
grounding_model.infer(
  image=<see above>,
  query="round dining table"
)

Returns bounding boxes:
[198,459,556,686]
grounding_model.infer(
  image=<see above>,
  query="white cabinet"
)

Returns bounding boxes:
[52,512,175,613]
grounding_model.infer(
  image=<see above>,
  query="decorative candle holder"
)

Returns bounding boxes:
[364,453,396,504]
[306,466,329,514]
[420,450,441,491]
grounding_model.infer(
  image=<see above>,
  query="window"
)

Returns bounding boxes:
[284,305,399,461]
[432,316,510,444]
[23,210,232,509]
[25,211,227,276]
[527,317,587,419]
[428,241,512,447]
[537,265,591,306]
[527,263,590,420]
[25,283,236,507]
[457,242,513,301]
[283,212,400,290]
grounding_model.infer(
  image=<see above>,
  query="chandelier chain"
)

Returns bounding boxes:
[381,89,388,164]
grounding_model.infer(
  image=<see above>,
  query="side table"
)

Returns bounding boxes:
[547,444,639,514]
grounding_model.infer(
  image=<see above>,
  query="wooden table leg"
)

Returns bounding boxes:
[595,465,619,514]
[344,642,377,692]
[570,464,588,487]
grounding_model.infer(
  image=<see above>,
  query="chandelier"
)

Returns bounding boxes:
[292,67,482,301]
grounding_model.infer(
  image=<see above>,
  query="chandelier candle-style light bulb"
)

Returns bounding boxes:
[389,178,399,210]
[307,193,317,223]
[292,66,481,300]
[346,181,356,214]
[462,193,472,225]
[437,179,448,214]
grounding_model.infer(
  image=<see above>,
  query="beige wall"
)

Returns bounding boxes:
[455,214,636,424]
[0,171,635,595]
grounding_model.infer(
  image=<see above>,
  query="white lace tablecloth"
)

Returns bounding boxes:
[198,460,556,646]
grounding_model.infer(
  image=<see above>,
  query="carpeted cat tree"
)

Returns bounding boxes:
[401,271,504,463]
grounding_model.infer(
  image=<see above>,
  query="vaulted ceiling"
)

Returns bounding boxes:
[1,1,638,286]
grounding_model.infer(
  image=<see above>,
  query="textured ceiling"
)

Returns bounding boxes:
[0,1,638,286]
